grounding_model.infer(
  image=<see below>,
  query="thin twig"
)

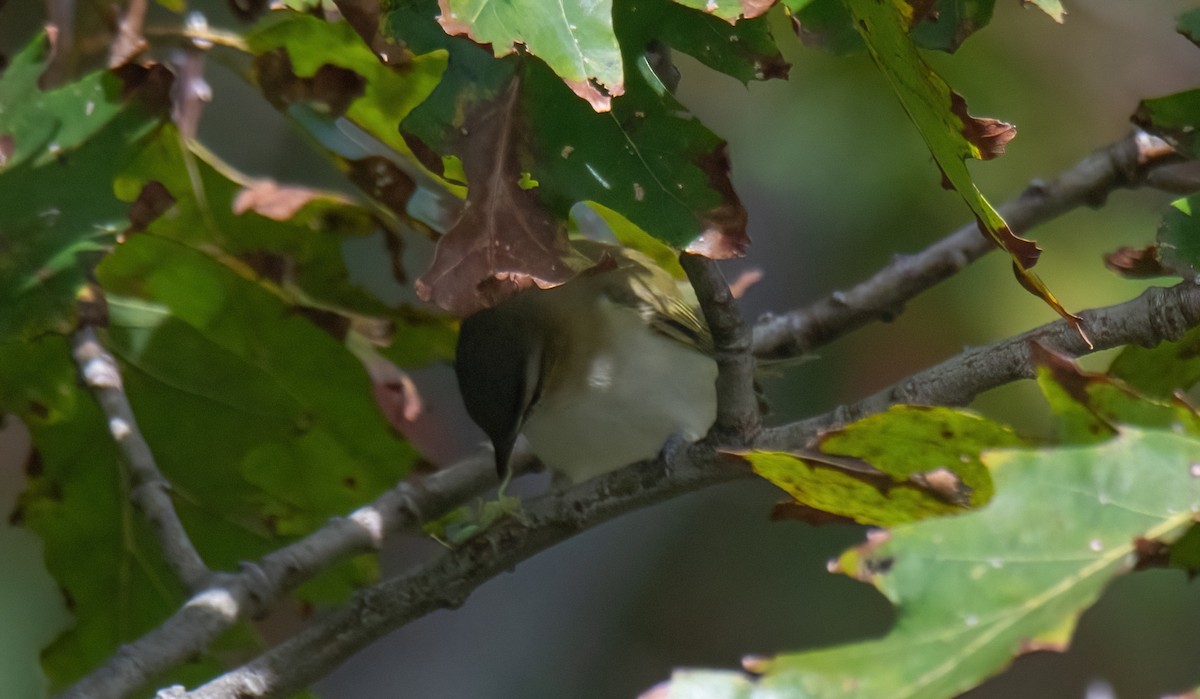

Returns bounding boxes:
[680,253,761,444]
[154,279,1200,699]
[70,326,210,590]
[751,131,1192,360]
[108,0,148,67]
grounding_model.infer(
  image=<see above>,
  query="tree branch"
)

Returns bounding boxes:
[752,130,1192,359]
[161,451,743,699]
[758,280,1200,448]
[152,279,1200,699]
[680,253,762,444]
[71,326,210,591]
[58,450,507,699]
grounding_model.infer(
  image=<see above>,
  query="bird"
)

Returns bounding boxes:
[454,248,718,487]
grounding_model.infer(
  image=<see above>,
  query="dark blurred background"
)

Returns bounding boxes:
[3,1,1200,697]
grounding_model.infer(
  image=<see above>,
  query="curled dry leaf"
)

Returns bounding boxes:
[950,92,1016,161]
[727,267,763,299]
[1103,245,1167,278]
[682,144,750,259]
[416,77,577,316]
[350,335,425,427]
[233,180,354,221]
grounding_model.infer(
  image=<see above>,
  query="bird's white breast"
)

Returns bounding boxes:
[520,298,718,483]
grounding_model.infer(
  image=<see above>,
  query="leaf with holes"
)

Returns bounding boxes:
[0,34,171,340]
[386,0,751,301]
[415,76,586,315]
[739,406,1017,527]
[657,428,1200,699]
[437,0,623,110]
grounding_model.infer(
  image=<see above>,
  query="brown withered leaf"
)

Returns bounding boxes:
[111,62,175,111]
[416,77,577,316]
[233,180,354,221]
[829,529,893,580]
[950,93,1016,160]
[906,0,939,27]
[1,133,17,167]
[333,0,396,59]
[254,50,366,118]
[294,305,353,341]
[1104,245,1167,278]
[348,337,425,429]
[740,0,775,20]
[1030,343,1095,406]
[346,156,417,217]
[727,267,763,299]
[126,181,175,234]
[683,144,750,259]
[1133,536,1171,571]
[909,467,971,507]
[240,250,291,285]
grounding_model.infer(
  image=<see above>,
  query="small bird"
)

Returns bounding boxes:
[455,249,718,486]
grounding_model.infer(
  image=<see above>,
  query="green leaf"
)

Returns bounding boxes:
[574,202,687,279]
[669,0,773,24]
[98,236,419,531]
[655,4,789,83]
[662,429,1200,698]
[7,229,417,685]
[386,0,750,256]
[438,0,623,110]
[909,0,996,53]
[1134,89,1200,160]
[2,114,444,685]
[1154,195,1200,276]
[844,0,1081,334]
[1109,321,1200,401]
[1025,0,1065,23]
[1032,344,1200,443]
[1166,523,1200,575]
[0,35,170,339]
[1180,8,1200,47]
[1103,195,1200,281]
[116,127,375,311]
[114,123,459,363]
[786,0,862,54]
[788,0,999,55]
[742,406,1017,526]
[0,337,251,689]
[246,12,447,157]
